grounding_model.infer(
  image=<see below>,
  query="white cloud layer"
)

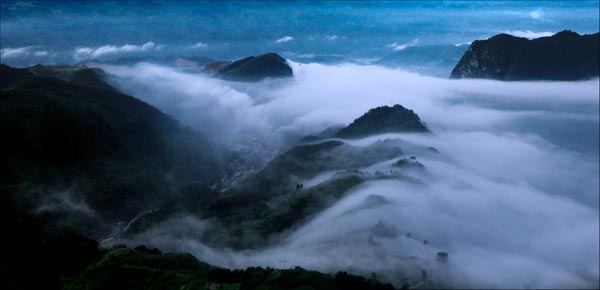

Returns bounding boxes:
[387,38,419,51]
[192,42,208,48]
[73,41,159,61]
[530,9,544,19]
[275,36,294,43]
[33,51,49,56]
[98,61,599,289]
[0,46,49,59]
[505,30,554,39]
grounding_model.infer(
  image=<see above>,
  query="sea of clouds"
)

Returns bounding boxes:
[99,61,599,289]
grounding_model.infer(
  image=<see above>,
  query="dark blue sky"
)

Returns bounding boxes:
[1,1,598,66]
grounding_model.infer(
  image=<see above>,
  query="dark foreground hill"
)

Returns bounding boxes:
[69,247,395,290]
[0,64,222,237]
[450,30,600,80]
[1,198,396,290]
[214,53,293,82]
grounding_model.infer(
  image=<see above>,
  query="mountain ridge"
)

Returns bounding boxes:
[450,30,600,80]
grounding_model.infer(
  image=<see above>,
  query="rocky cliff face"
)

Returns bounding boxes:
[450,30,599,80]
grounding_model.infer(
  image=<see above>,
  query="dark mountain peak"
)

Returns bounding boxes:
[553,30,580,38]
[471,33,529,51]
[232,53,286,64]
[216,52,293,82]
[334,104,429,138]
[450,30,599,80]
[258,52,287,62]
[488,33,525,41]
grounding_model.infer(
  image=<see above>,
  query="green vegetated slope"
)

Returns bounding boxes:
[1,208,395,290]
[198,139,407,247]
[65,247,395,290]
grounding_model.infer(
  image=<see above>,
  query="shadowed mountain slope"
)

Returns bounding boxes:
[0,64,222,236]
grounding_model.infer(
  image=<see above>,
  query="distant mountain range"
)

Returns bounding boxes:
[374,30,600,81]
[83,53,294,82]
[375,44,468,77]
[83,55,217,71]
[71,31,600,82]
